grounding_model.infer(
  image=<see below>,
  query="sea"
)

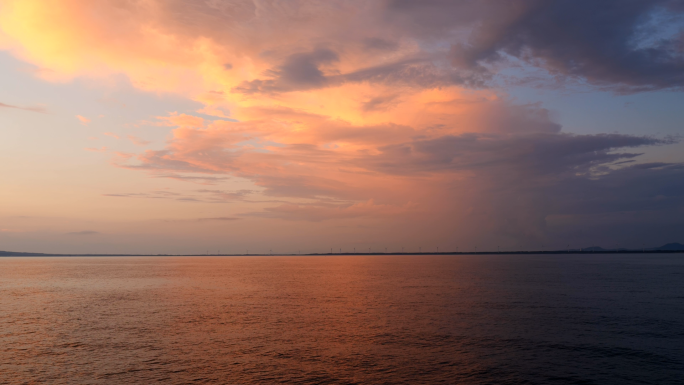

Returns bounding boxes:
[1,254,683,384]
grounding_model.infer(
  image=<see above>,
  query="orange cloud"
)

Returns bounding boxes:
[157,113,205,128]
[76,115,90,125]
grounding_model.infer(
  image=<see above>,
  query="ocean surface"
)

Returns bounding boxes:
[1,254,683,384]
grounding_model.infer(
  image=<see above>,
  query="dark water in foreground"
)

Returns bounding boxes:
[1,254,683,384]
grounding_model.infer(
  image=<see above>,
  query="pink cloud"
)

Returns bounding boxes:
[76,115,91,125]
[127,135,151,146]
[85,146,107,152]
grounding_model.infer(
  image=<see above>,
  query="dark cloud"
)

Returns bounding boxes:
[499,161,684,247]
[341,57,489,89]
[234,55,489,95]
[551,162,684,215]
[233,48,339,94]
[154,0,684,94]
[89,0,684,94]
[362,37,399,51]
[360,129,683,245]
[361,94,400,112]
[364,132,671,177]
[387,0,684,92]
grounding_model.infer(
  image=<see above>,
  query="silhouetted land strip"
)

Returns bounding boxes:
[2,249,684,257]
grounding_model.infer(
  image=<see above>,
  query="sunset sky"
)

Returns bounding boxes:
[1,0,684,254]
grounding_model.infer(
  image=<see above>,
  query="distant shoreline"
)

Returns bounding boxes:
[1,250,683,257]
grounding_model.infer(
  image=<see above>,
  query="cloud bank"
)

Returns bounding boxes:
[2,0,683,248]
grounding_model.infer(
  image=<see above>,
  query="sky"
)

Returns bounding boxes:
[1,0,684,254]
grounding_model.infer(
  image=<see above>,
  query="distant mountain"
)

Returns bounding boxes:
[653,243,684,251]
[0,251,48,256]
[576,243,684,252]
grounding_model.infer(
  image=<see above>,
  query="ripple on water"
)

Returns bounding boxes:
[0,254,683,384]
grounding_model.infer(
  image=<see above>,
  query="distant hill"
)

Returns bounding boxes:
[577,243,684,252]
[0,251,48,256]
[653,243,684,251]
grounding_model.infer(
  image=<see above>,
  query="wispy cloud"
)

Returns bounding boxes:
[67,231,100,236]
[127,135,151,146]
[0,101,46,113]
[85,146,107,152]
[102,188,254,203]
[196,217,241,222]
[76,115,91,125]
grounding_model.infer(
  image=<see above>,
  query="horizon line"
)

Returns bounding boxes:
[2,250,684,257]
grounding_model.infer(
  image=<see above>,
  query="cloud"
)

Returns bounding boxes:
[157,113,204,128]
[196,217,241,222]
[360,94,400,112]
[196,189,253,201]
[67,231,100,236]
[363,37,399,52]
[363,132,672,176]
[4,0,681,97]
[233,48,340,94]
[76,115,90,125]
[243,200,411,222]
[106,95,684,248]
[233,54,488,95]
[0,101,46,113]
[387,0,684,92]
[152,174,230,185]
[127,135,151,146]
[85,146,107,152]
[103,132,119,139]
[340,57,489,89]
[3,0,684,248]
[102,188,252,203]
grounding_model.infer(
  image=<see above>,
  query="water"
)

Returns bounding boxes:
[1,254,683,384]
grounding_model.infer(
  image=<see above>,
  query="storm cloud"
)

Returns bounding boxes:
[387,0,684,91]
